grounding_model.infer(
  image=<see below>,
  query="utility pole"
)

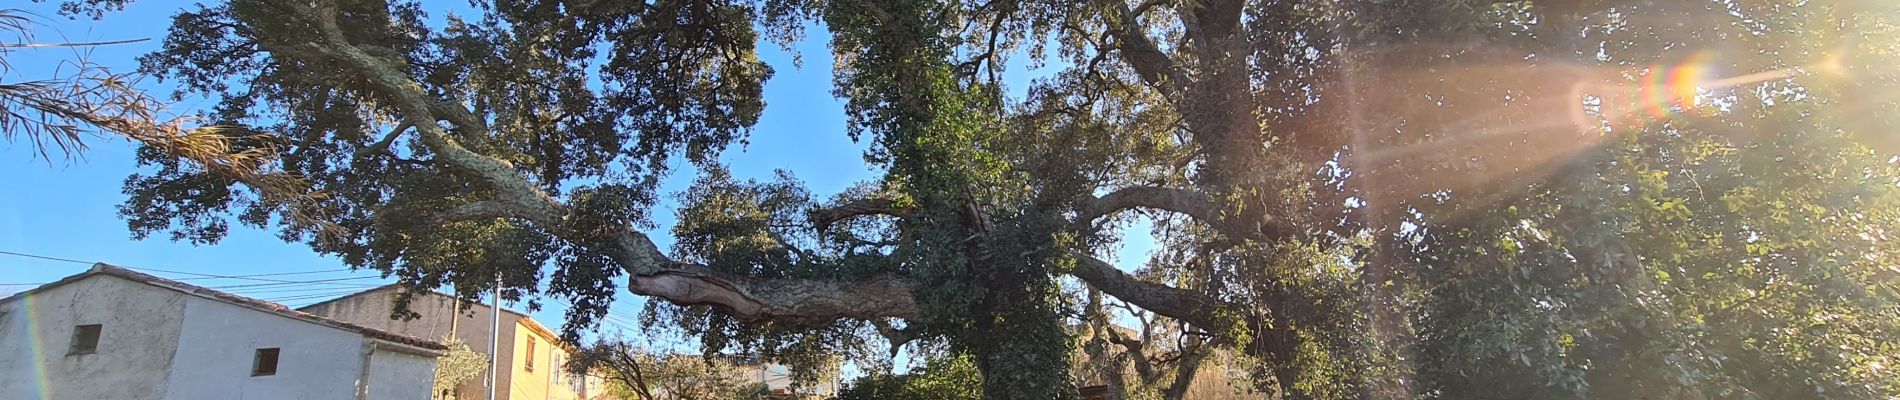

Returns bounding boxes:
[487,276,501,400]
[447,296,459,337]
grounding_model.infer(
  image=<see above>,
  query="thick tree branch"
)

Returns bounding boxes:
[266,3,919,326]
[626,266,919,325]
[808,198,914,233]
[792,189,1263,328]
[1097,0,1186,98]
[1070,252,1294,399]
[1076,186,1218,225]
[1077,186,1292,241]
[432,200,524,224]
[1068,252,1226,330]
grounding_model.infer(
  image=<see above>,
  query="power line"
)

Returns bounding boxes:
[1,249,375,288]
[266,293,356,302]
[0,250,89,265]
[543,296,644,334]
[206,276,382,289]
[224,284,386,295]
[264,289,377,303]
[0,249,387,306]
[134,267,371,285]
[0,38,151,48]
[175,269,360,280]
[535,290,646,324]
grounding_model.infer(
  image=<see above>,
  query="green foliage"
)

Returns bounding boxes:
[652,166,869,388]
[126,0,779,331]
[1392,3,1900,399]
[835,353,983,400]
[67,0,1900,399]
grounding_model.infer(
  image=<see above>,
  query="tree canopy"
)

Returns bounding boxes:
[51,0,1900,398]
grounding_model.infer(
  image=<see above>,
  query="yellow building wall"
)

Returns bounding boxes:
[506,320,589,400]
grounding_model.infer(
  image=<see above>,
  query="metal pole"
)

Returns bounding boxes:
[487,276,501,400]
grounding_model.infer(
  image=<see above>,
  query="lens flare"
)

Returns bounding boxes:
[1344,46,1835,219]
[1641,50,1716,120]
[20,294,52,400]
[1818,52,1848,77]
[1590,51,1808,131]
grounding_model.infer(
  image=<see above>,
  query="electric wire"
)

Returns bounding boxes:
[205,276,382,289]
[263,289,377,303]
[1,249,389,294]
[222,284,387,295]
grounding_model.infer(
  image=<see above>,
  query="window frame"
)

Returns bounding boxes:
[68,324,102,355]
[252,348,281,377]
[524,337,536,372]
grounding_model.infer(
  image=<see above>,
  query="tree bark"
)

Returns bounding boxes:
[268,1,920,327]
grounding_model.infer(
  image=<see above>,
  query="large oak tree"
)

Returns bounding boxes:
[49,0,1900,398]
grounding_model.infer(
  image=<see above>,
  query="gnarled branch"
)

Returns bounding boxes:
[626,266,918,325]
[1097,0,1187,98]
[1076,186,1217,225]
[808,198,913,233]
[1067,252,1227,331]
[1076,186,1291,242]
[266,2,919,327]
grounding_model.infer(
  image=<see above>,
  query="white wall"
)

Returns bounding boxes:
[368,346,439,400]
[303,289,522,400]
[0,275,189,400]
[1,275,441,400]
[162,294,368,400]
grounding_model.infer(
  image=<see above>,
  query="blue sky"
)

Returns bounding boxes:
[0,1,1153,352]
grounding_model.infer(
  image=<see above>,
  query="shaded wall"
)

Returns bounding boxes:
[303,287,529,399]
[164,291,369,399]
[0,275,188,400]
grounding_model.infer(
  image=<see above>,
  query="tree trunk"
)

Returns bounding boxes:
[953,205,1078,400]
[968,256,1079,400]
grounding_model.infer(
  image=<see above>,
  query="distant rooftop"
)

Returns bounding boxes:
[2,263,447,352]
[295,282,571,348]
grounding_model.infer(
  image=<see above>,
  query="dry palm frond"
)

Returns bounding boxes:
[39,64,338,241]
[1,78,95,160]
[0,9,337,241]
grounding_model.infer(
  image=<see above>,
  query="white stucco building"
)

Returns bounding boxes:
[0,263,447,400]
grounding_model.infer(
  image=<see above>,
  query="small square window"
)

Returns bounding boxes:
[252,348,280,376]
[69,324,101,355]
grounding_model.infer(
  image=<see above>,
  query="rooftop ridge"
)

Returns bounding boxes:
[3,263,447,352]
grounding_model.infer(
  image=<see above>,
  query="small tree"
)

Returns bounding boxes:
[570,338,758,400]
[430,337,488,399]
